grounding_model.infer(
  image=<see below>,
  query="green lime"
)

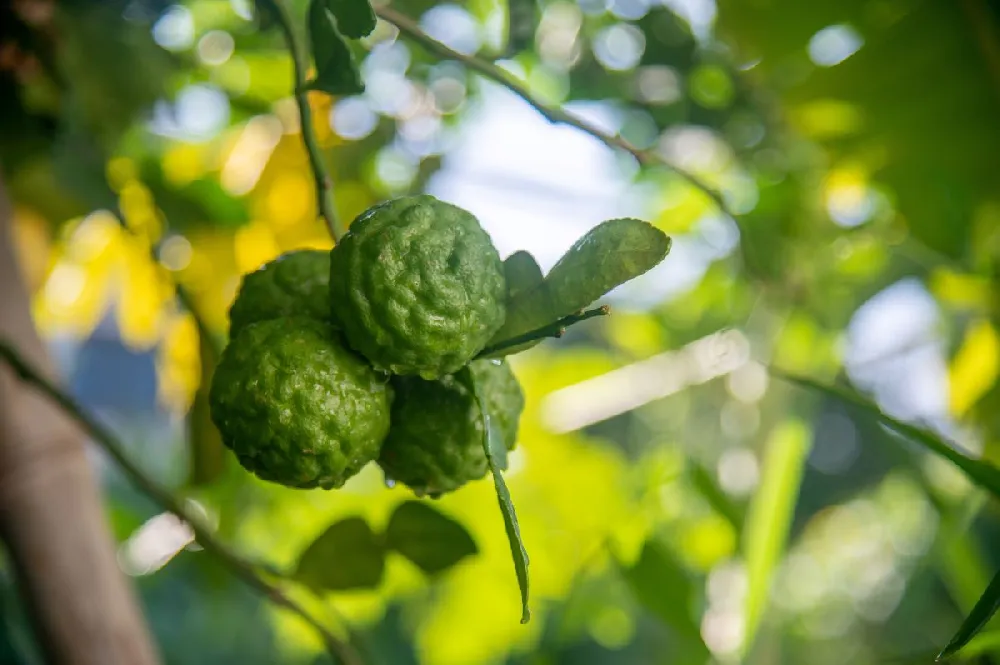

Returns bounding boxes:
[209,317,391,489]
[329,195,506,379]
[378,359,525,496]
[228,249,332,338]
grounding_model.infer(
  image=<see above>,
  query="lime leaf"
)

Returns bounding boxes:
[939,568,1000,660]
[461,368,530,623]
[545,218,671,315]
[324,0,376,39]
[620,540,707,655]
[486,220,670,352]
[504,250,544,300]
[293,517,385,590]
[306,0,363,95]
[776,370,1000,499]
[385,501,478,574]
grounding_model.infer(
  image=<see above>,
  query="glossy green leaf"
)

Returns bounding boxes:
[462,368,530,623]
[487,219,670,351]
[306,0,363,96]
[743,419,811,655]
[620,540,707,655]
[503,250,543,301]
[324,0,376,39]
[544,218,671,316]
[385,501,478,575]
[776,371,1000,500]
[939,568,1000,660]
[293,517,385,591]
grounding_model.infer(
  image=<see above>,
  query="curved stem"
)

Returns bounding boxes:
[476,306,609,358]
[0,340,363,665]
[376,6,731,217]
[265,0,344,241]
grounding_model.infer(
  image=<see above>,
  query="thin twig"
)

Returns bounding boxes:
[263,0,344,241]
[477,306,609,358]
[0,340,362,665]
[376,5,731,217]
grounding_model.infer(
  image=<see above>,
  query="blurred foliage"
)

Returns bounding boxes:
[5,0,1000,663]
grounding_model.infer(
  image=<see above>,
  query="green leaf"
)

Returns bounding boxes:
[385,501,478,575]
[940,569,1000,660]
[324,0,377,39]
[461,368,531,623]
[487,219,670,351]
[776,371,1000,500]
[503,250,544,300]
[743,419,811,655]
[293,517,385,591]
[306,0,364,96]
[619,540,707,655]
[545,218,671,316]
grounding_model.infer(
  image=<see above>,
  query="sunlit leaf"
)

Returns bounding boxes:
[777,371,1000,500]
[619,540,707,655]
[385,501,478,575]
[324,0,376,39]
[743,419,811,655]
[949,319,1000,417]
[461,367,531,623]
[939,568,1000,660]
[306,0,363,96]
[487,219,671,351]
[293,517,385,591]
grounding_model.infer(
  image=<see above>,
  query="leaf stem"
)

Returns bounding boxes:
[0,339,363,665]
[376,6,731,217]
[476,305,609,358]
[264,0,344,241]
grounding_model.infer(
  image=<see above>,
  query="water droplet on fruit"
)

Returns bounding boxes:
[490,359,502,366]
[384,476,396,489]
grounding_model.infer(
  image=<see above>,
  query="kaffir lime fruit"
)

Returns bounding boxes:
[228,250,332,337]
[378,359,525,496]
[209,317,391,489]
[329,195,506,379]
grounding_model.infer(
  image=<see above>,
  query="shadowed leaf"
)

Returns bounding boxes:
[385,501,478,575]
[294,517,385,591]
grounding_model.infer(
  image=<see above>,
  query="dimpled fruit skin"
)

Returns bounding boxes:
[329,195,506,379]
[209,317,391,489]
[228,250,332,337]
[378,359,524,495]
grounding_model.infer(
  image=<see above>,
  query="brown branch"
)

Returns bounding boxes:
[0,177,161,664]
[0,339,363,665]
[375,5,732,217]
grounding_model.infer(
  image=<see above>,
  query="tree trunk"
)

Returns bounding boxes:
[0,175,160,664]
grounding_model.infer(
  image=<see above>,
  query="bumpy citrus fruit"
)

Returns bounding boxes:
[378,359,524,495]
[329,195,506,379]
[228,250,332,337]
[209,317,391,489]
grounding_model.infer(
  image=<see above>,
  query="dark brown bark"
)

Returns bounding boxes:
[0,175,160,664]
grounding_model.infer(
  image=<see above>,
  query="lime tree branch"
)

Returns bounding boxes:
[476,306,609,358]
[375,6,730,216]
[0,339,362,665]
[261,0,344,241]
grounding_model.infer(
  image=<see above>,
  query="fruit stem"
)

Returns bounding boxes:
[476,305,610,358]
[0,339,364,665]
[263,0,345,242]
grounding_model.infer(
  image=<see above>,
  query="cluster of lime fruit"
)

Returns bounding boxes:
[209,195,526,496]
